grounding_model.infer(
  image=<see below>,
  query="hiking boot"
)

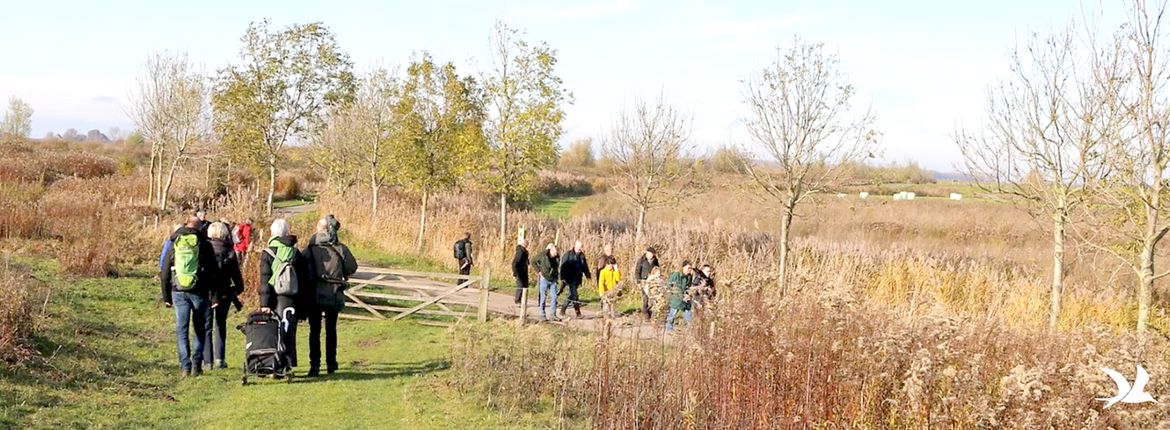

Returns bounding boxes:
[181,369,191,378]
[540,314,547,322]
[306,368,320,378]
[327,364,337,375]
[214,360,227,369]
[192,366,203,377]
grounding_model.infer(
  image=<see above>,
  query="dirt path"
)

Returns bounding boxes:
[274,202,318,217]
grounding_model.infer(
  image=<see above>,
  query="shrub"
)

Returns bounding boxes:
[0,261,47,366]
[536,172,594,198]
[560,138,596,169]
[274,174,301,200]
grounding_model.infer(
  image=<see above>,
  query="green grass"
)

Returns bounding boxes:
[0,258,563,429]
[534,197,581,220]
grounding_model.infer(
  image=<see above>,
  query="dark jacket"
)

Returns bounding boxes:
[208,238,246,305]
[304,230,358,311]
[258,235,314,310]
[160,226,218,304]
[511,245,530,284]
[559,250,590,286]
[692,271,715,299]
[455,238,473,264]
[533,251,559,281]
[668,271,693,310]
[635,255,659,281]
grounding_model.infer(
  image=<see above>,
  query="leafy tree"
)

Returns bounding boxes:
[394,53,486,254]
[741,40,879,292]
[603,94,705,242]
[213,20,355,213]
[482,21,570,257]
[0,96,33,139]
[560,138,596,168]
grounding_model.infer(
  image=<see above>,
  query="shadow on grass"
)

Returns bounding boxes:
[292,359,451,384]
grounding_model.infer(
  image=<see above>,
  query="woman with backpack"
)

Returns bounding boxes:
[259,218,313,370]
[203,222,245,370]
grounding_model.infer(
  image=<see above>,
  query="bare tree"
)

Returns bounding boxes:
[1082,0,1170,335]
[956,24,1123,330]
[741,40,879,292]
[128,51,209,211]
[603,94,703,242]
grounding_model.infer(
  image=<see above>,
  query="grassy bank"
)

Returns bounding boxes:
[0,258,561,429]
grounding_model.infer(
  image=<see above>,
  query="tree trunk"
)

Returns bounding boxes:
[371,170,379,217]
[1138,236,1156,335]
[147,152,157,206]
[778,202,795,295]
[499,193,507,261]
[1048,213,1066,330]
[635,204,647,244]
[416,191,429,255]
[266,161,276,215]
[159,157,182,211]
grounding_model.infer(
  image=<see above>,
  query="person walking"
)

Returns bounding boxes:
[597,256,621,319]
[195,210,211,236]
[644,266,668,324]
[666,261,695,332]
[595,243,615,280]
[692,264,716,309]
[159,223,182,273]
[453,233,473,286]
[533,243,560,321]
[512,238,530,305]
[303,217,358,377]
[634,247,660,321]
[232,218,253,262]
[259,218,312,370]
[202,222,245,370]
[558,240,591,319]
[160,217,218,377]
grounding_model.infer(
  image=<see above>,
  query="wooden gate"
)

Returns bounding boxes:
[339,266,493,323]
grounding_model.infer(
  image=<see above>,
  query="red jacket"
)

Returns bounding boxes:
[233,223,252,254]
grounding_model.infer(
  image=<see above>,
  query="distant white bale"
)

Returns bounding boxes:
[859,192,869,200]
[907,192,916,200]
[950,193,963,200]
[836,193,846,198]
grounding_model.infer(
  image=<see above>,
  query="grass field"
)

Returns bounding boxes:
[0,258,566,429]
[533,197,580,220]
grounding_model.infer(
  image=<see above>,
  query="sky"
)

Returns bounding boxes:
[0,0,1127,171]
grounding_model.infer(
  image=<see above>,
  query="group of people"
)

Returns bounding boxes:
[506,239,717,330]
[160,211,358,377]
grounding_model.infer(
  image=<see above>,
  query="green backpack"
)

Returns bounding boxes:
[265,240,300,296]
[172,233,200,291]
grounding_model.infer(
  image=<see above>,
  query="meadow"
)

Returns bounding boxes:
[1,138,1168,429]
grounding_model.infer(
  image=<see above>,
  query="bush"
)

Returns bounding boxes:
[559,138,596,169]
[710,145,748,174]
[274,174,301,200]
[0,261,47,366]
[536,172,594,198]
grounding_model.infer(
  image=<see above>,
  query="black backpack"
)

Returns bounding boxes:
[454,240,467,260]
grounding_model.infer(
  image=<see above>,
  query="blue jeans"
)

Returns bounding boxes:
[537,277,558,317]
[173,291,210,371]
[666,308,691,331]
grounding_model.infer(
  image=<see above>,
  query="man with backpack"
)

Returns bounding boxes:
[160,216,219,377]
[453,233,473,286]
[259,218,313,370]
[303,216,358,377]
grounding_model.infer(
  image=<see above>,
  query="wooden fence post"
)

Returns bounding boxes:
[478,266,490,323]
[518,287,528,326]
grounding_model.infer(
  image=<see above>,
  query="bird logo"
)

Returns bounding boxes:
[1099,365,1157,409]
